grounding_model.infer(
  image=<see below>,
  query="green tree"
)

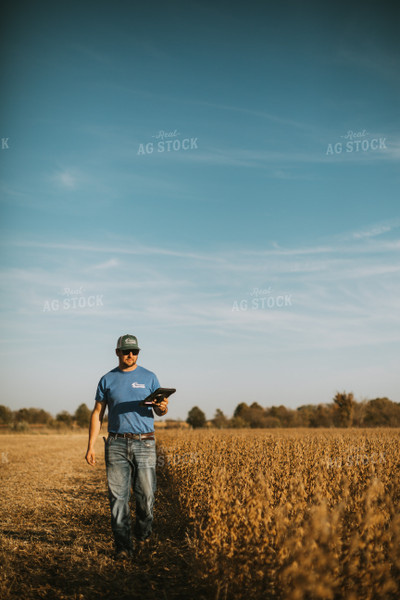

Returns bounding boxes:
[296,405,319,427]
[212,409,229,429]
[56,410,74,427]
[233,402,249,419]
[187,406,206,429]
[261,416,281,428]
[314,403,335,428]
[364,397,400,427]
[74,403,91,428]
[333,392,355,427]
[352,399,367,427]
[0,405,13,425]
[266,405,295,427]
[233,402,265,427]
[230,416,250,428]
[14,407,52,424]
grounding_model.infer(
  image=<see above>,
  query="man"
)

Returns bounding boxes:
[85,334,169,559]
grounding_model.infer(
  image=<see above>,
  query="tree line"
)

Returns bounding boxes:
[187,393,400,429]
[0,404,94,430]
[1,392,399,431]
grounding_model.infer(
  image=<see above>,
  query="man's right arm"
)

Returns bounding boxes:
[85,401,106,466]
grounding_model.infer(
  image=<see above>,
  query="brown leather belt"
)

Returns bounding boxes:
[108,432,155,441]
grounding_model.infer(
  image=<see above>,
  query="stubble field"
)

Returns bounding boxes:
[1,429,400,599]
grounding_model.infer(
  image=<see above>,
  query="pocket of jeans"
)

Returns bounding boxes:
[142,439,156,449]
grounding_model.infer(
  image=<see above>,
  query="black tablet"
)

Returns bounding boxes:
[141,387,176,406]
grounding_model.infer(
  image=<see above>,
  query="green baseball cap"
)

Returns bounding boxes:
[116,334,140,351]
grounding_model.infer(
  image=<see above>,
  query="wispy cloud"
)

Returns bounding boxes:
[52,169,79,189]
[6,239,225,263]
[353,225,394,239]
[91,259,120,270]
[2,224,399,347]
[337,44,400,85]
[336,219,400,243]
[197,100,311,131]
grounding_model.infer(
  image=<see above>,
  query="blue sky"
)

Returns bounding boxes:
[0,0,399,421]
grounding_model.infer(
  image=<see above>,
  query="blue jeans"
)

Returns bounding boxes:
[105,435,157,551]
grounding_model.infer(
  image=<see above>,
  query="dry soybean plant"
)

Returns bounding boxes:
[156,428,400,600]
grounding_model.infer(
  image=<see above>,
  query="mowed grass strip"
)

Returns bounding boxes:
[0,434,210,600]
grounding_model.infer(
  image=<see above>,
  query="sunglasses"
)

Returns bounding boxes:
[121,349,139,355]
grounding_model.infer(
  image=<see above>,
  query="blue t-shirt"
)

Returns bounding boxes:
[95,365,160,434]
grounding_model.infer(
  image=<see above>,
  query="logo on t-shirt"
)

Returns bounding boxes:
[132,382,146,388]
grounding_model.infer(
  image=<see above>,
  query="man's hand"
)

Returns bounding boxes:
[85,401,106,466]
[85,448,96,466]
[153,397,169,416]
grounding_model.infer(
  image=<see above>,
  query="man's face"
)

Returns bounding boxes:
[116,348,139,370]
